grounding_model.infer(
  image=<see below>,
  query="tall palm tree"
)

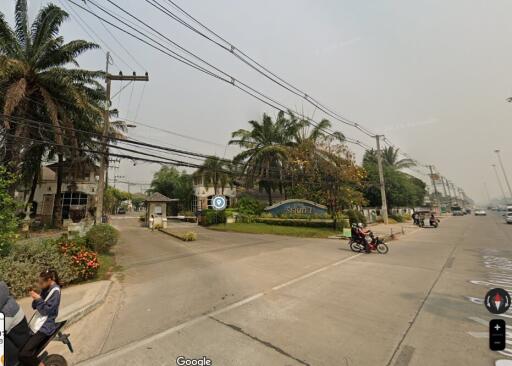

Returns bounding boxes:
[0,0,105,224]
[229,111,299,205]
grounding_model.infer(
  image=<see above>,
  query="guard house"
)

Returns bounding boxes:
[145,192,177,229]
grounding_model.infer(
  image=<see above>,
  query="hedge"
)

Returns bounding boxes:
[200,209,227,226]
[255,218,335,228]
[0,237,99,298]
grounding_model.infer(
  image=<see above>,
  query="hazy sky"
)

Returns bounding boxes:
[3,0,512,203]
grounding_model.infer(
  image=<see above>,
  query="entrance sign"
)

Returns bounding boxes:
[212,195,227,210]
[265,199,328,216]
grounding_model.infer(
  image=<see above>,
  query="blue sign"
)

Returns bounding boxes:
[264,199,328,216]
[212,195,227,210]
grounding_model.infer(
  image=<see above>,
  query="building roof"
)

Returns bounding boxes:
[145,192,178,202]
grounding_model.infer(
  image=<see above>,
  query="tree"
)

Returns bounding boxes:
[362,152,426,210]
[149,166,193,208]
[0,166,19,255]
[363,146,416,170]
[193,156,232,195]
[229,111,299,205]
[0,0,104,222]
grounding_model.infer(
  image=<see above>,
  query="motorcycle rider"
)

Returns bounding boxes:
[429,213,438,227]
[412,211,419,225]
[355,223,371,253]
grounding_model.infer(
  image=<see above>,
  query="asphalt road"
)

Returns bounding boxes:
[64,213,512,366]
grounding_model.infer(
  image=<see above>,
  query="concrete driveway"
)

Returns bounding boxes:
[58,214,512,365]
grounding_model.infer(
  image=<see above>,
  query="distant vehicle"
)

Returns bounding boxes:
[452,209,464,216]
[117,207,126,214]
[507,212,512,224]
[474,209,487,216]
[465,208,472,214]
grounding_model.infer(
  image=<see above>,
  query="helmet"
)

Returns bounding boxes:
[357,223,363,228]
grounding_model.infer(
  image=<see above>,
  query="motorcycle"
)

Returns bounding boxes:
[11,321,73,366]
[349,231,389,254]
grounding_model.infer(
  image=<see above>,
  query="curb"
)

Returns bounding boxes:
[61,280,113,328]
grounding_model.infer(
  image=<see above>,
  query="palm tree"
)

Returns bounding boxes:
[194,156,232,195]
[363,146,415,170]
[229,111,299,205]
[0,0,105,224]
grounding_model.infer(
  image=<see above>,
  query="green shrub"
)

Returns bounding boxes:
[0,237,102,297]
[0,239,77,297]
[224,208,237,218]
[389,214,404,223]
[237,213,257,223]
[85,224,119,254]
[255,218,335,228]
[182,231,197,241]
[237,196,264,216]
[345,209,367,225]
[201,209,226,226]
[403,212,412,221]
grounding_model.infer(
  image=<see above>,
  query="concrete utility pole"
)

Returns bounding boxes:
[445,177,453,205]
[492,164,507,203]
[375,135,388,224]
[495,149,512,201]
[427,165,440,209]
[95,52,148,224]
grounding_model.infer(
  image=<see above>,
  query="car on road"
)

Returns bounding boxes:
[452,209,464,216]
[474,209,487,216]
[117,207,126,214]
[506,213,512,224]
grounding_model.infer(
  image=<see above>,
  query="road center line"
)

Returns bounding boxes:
[78,253,362,365]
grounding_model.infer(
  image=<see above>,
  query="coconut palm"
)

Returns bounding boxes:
[229,111,299,205]
[363,146,415,170]
[0,0,106,224]
[0,0,104,172]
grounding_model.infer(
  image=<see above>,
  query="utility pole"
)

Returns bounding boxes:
[95,52,148,224]
[427,165,440,210]
[495,149,512,201]
[445,178,453,206]
[492,164,507,203]
[375,135,388,224]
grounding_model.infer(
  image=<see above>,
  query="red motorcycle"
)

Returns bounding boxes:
[350,231,389,254]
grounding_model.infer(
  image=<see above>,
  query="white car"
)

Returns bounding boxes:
[506,213,512,224]
[474,209,487,216]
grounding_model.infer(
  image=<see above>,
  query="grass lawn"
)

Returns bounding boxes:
[97,253,119,280]
[208,223,339,238]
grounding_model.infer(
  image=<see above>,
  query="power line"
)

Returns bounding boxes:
[68,0,369,149]
[146,0,377,137]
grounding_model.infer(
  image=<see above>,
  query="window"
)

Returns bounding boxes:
[61,192,88,219]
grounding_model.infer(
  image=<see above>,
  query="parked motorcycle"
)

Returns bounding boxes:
[349,231,389,254]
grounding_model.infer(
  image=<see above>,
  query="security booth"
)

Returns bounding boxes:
[145,193,177,229]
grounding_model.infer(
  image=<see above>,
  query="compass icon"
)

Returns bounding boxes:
[485,288,511,315]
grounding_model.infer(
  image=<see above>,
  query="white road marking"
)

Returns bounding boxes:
[78,253,362,365]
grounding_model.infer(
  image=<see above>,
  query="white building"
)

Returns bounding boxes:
[192,176,237,212]
[21,162,100,224]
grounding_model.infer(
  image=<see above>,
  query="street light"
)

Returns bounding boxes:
[492,164,507,202]
[494,149,512,201]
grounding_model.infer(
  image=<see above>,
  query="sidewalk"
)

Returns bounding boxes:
[19,280,112,327]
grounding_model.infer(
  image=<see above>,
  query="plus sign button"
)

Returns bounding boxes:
[485,288,511,315]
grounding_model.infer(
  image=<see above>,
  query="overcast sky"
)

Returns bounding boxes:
[3,0,512,203]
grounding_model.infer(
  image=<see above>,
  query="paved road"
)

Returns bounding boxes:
[62,213,512,365]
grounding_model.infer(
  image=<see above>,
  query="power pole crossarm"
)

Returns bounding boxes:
[95,53,149,224]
